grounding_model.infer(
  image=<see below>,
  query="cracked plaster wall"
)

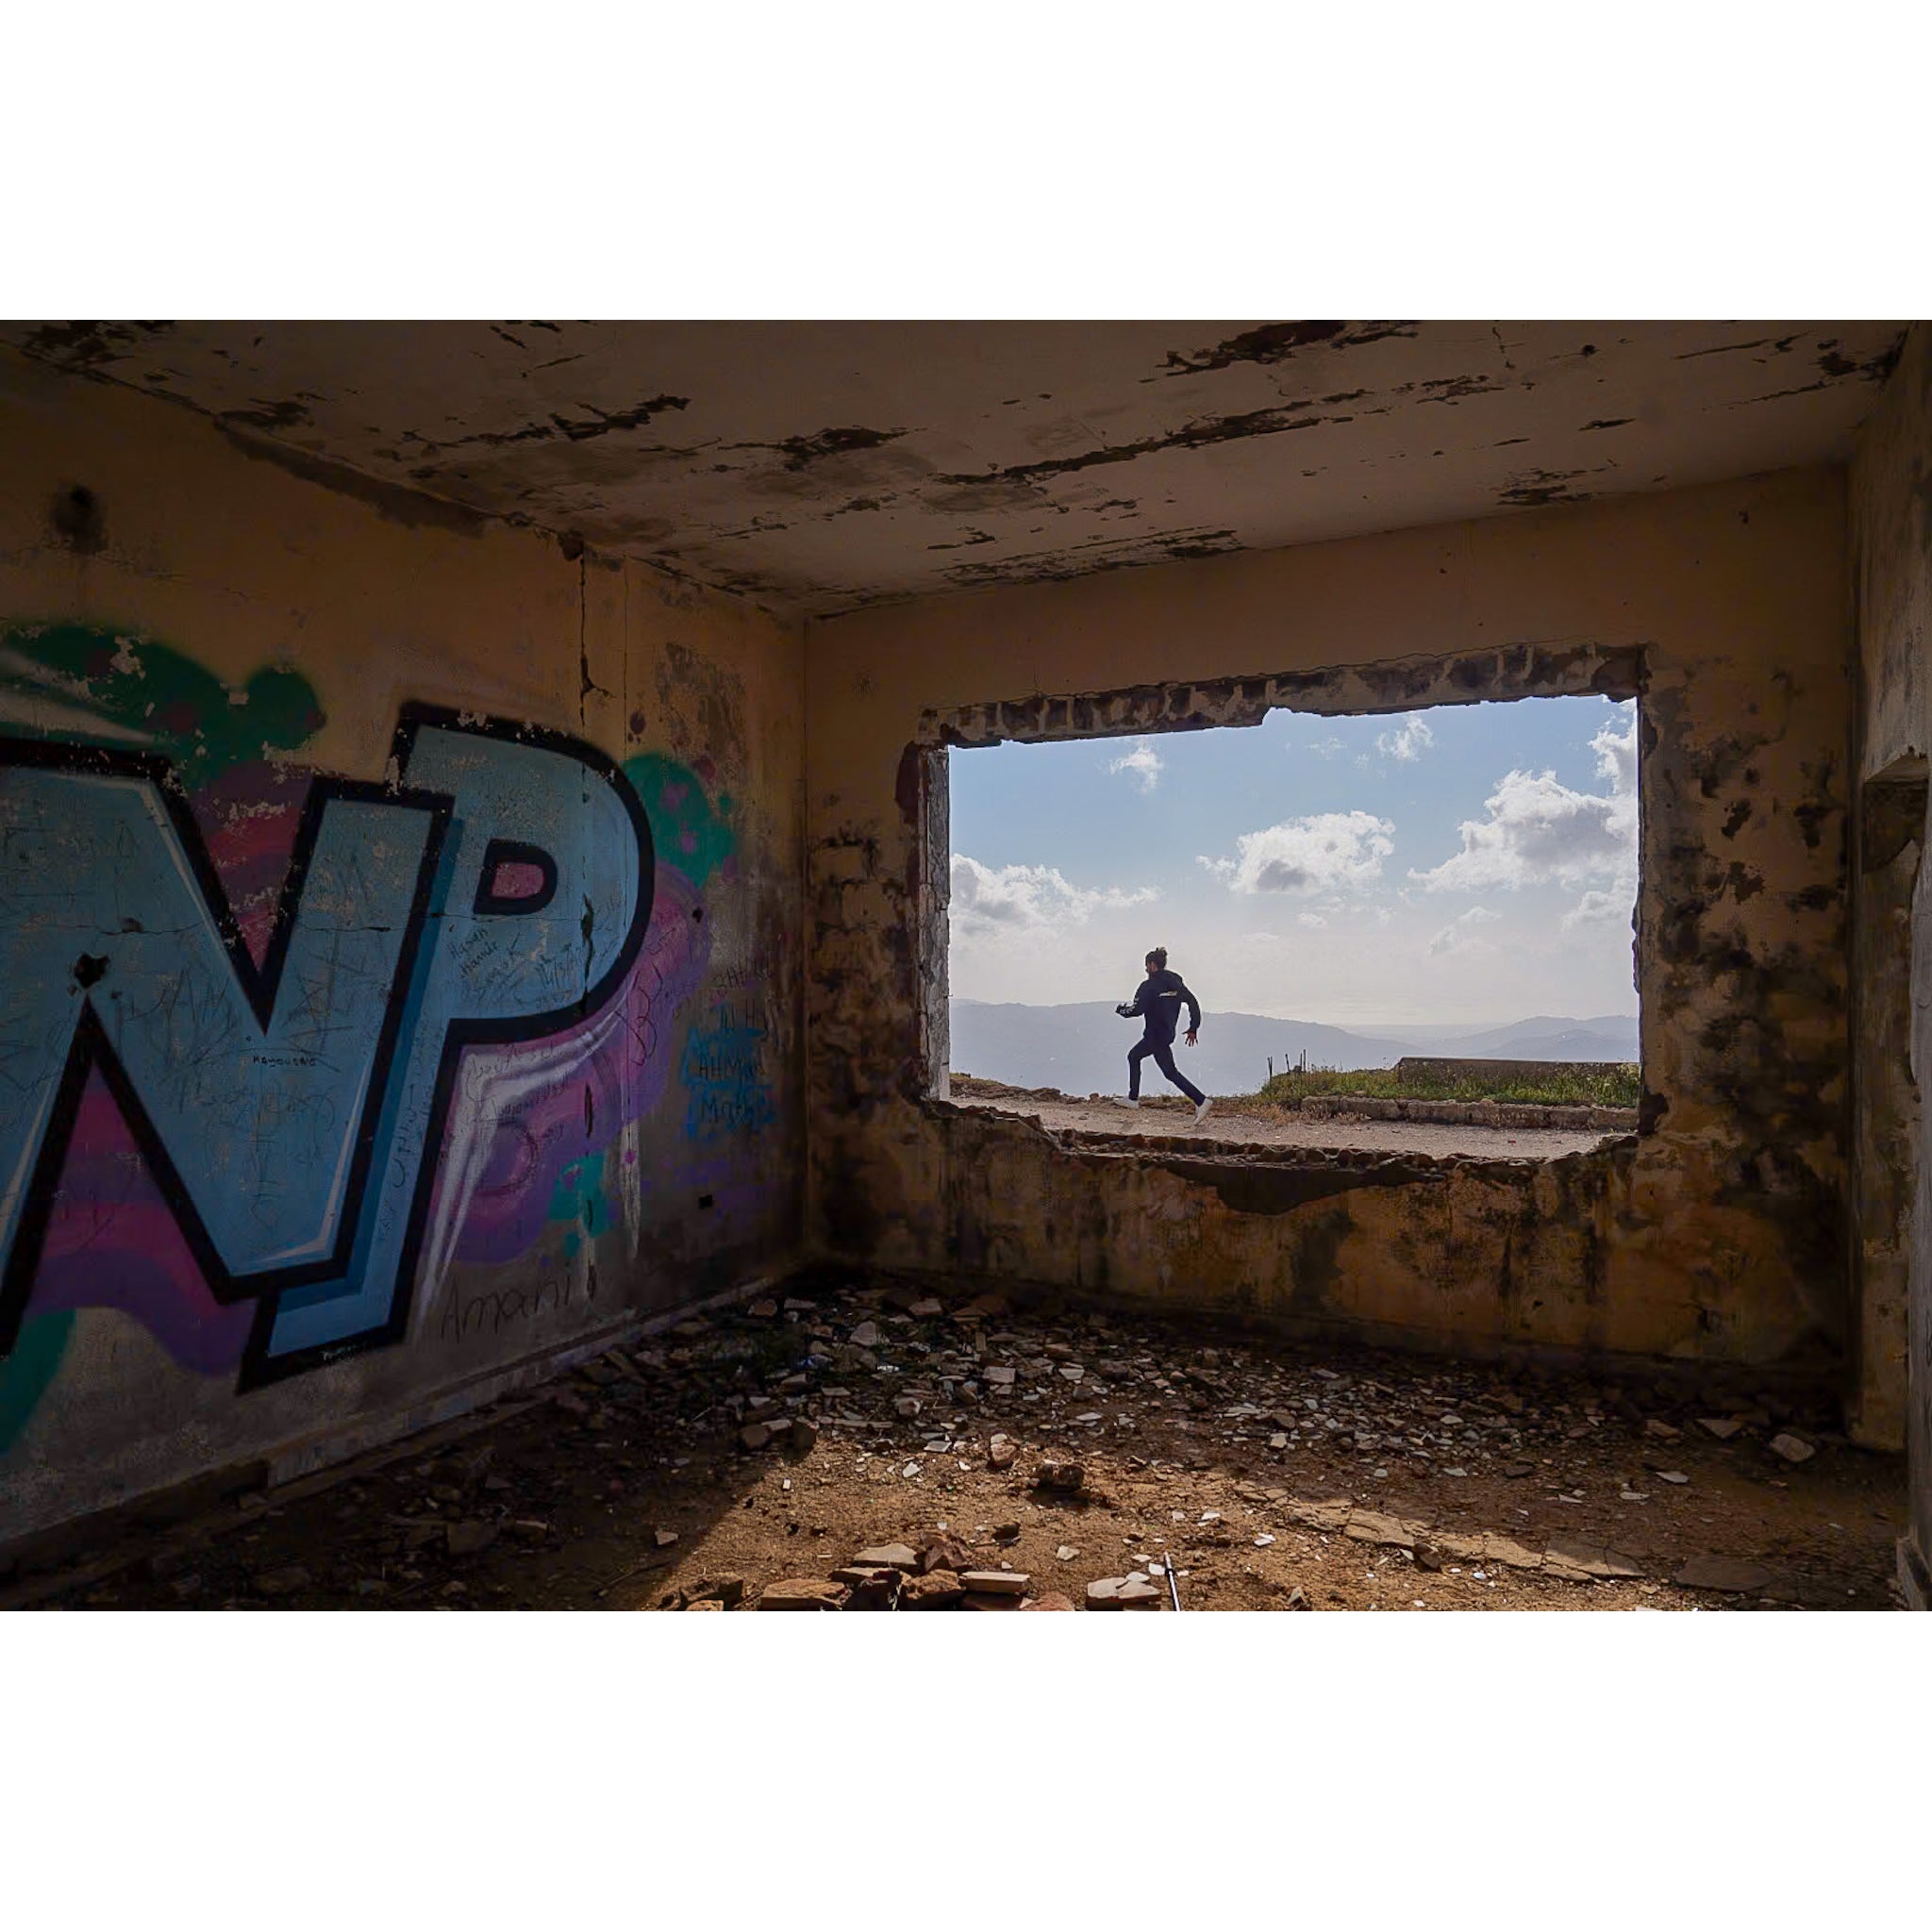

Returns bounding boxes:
[0,348,807,1544]
[1850,320,1932,1573]
[806,467,1855,1395]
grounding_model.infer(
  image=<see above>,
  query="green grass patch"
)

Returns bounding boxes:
[1253,1064,1641,1109]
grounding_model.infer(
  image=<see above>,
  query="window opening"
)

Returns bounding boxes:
[941,691,1640,1161]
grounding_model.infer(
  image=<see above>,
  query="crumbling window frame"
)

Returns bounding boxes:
[905,641,1648,1133]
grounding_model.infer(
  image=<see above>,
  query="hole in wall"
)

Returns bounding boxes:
[932,687,1641,1163]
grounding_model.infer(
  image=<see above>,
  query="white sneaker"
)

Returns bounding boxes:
[1120,1096,1140,1108]
[1193,1099,1214,1127]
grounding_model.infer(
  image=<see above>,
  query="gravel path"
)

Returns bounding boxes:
[953,1088,1616,1160]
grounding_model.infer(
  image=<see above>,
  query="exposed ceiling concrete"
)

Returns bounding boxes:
[3,320,1906,616]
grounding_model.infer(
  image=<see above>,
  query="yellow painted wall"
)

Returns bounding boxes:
[806,467,1853,1381]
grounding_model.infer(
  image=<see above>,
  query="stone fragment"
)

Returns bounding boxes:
[1698,1416,1746,1441]
[848,1321,881,1348]
[895,1396,922,1418]
[1655,1470,1690,1485]
[1021,1591,1077,1611]
[1035,1461,1084,1494]
[508,1519,550,1540]
[759,1577,847,1610]
[854,1543,920,1570]
[988,1434,1018,1470]
[445,1521,498,1557]
[685,1598,724,1611]
[1056,1545,1078,1562]
[919,1535,974,1574]
[654,1527,679,1549]
[843,1572,905,1610]
[1502,1462,1535,1479]
[1475,1535,1544,1571]
[1344,1511,1416,1550]
[900,1572,966,1609]
[959,1570,1028,1594]
[1542,1538,1642,1581]
[1285,1587,1310,1610]
[254,1565,311,1597]
[961,1591,1024,1610]
[748,1298,778,1318]
[908,1299,942,1318]
[1768,1433,1816,1465]
[790,1418,821,1453]
[741,1423,772,1451]
[1116,1579,1162,1608]
[1643,1419,1681,1441]
[992,1523,1021,1543]
[984,1367,1017,1389]
[686,1574,746,1607]
[1085,1577,1125,1608]
[1674,1556,1774,1593]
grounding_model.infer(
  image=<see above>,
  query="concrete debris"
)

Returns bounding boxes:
[759,1577,848,1610]
[919,1536,974,1574]
[853,1543,919,1570]
[80,1270,1853,1617]
[1673,1556,1774,1593]
[959,1570,1029,1594]
[901,1572,967,1608]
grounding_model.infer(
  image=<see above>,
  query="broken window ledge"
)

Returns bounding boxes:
[934,1086,1629,1171]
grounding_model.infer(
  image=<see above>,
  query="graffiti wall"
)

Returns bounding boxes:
[0,355,804,1540]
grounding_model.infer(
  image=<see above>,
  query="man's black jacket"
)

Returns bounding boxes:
[1116,968,1202,1046]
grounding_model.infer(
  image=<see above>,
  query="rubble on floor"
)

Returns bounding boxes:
[12,1273,1906,1613]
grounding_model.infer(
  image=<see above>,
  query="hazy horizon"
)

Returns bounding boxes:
[948,693,1640,1028]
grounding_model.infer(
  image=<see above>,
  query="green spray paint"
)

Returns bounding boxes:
[0,623,325,779]
[625,752,735,886]
[0,1311,75,1457]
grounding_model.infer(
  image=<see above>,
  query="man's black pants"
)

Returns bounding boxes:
[1128,1036,1205,1105]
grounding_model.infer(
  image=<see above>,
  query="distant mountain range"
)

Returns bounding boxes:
[949,1001,1639,1097]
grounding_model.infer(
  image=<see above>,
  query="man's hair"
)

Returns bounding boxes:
[1146,947,1168,970]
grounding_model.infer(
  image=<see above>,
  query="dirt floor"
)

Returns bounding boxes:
[951,1079,1615,1160]
[13,1273,1907,1613]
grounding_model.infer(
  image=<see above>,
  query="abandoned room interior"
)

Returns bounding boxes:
[2,317,1928,1613]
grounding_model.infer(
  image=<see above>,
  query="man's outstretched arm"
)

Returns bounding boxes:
[1177,978,1202,1042]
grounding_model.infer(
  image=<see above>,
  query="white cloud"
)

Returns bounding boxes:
[950,854,1157,936]
[1106,737,1163,794]
[1410,707,1638,894]
[1297,911,1329,930]
[1426,906,1503,957]
[1307,736,1346,759]
[1199,810,1395,895]
[1376,713,1435,762]
[1562,888,1630,931]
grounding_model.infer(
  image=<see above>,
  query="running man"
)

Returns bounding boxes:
[1115,947,1212,1126]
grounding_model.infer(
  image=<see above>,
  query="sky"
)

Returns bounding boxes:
[948,693,1639,1028]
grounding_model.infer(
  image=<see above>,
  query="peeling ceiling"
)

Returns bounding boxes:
[2,320,1906,615]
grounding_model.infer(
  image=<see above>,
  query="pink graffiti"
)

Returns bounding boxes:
[431,864,715,1266]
